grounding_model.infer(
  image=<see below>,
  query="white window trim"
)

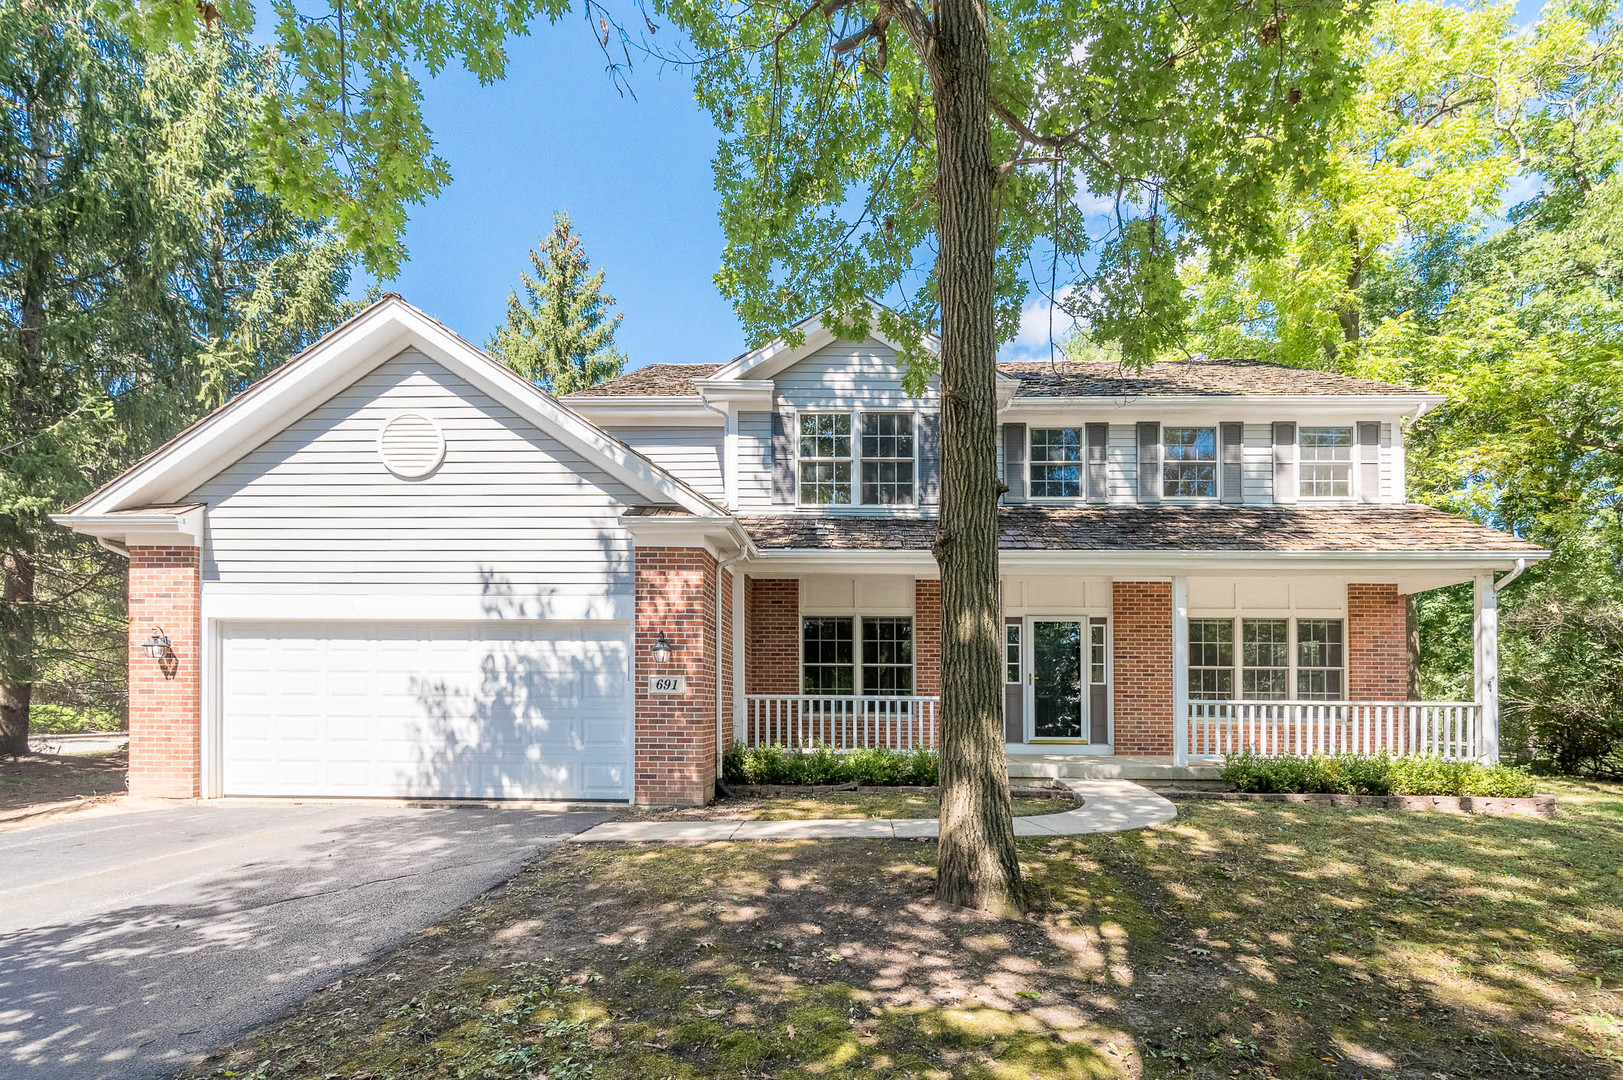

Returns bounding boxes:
[798,612,918,697]
[1297,424,1357,502]
[1161,424,1221,502]
[1026,425,1086,502]
[793,409,920,509]
[1185,615,1348,702]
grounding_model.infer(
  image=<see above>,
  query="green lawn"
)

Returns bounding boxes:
[188,779,1623,1080]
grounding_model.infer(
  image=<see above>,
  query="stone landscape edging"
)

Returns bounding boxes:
[728,783,1074,800]
[1159,789,1557,818]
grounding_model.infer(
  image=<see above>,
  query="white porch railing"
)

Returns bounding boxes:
[745,695,940,750]
[1186,700,1482,760]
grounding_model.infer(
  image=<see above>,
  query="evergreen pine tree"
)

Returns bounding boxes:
[487,212,627,395]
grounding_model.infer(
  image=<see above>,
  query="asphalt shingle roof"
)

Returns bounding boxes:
[997,359,1424,397]
[740,505,1543,554]
[575,358,1427,398]
[567,363,724,397]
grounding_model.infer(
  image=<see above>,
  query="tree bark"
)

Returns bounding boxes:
[0,545,36,756]
[1406,594,1422,700]
[925,0,1024,915]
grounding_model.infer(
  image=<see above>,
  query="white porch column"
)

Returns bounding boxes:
[1172,575,1190,766]
[732,571,747,745]
[1474,572,1500,763]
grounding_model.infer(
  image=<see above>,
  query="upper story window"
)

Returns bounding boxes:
[798,413,853,505]
[860,413,915,506]
[1163,426,1217,498]
[1299,427,1353,499]
[1030,428,1082,498]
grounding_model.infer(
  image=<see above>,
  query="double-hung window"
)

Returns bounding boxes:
[798,413,852,505]
[860,413,915,506]
[1185,617,1346,701]
[1030,428,1083,498]
[1163,426,1218,498]
[1299,427,1353,499]
[1295,619,1345,699]
[801,616,913,696]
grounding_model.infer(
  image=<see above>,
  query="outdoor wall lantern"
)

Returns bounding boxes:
[651,630,674,667]
[142,626,174,661]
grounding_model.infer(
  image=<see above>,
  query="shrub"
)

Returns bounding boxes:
[1220,751,1537,798]
[722,744,939,787]
[28,703,124,734]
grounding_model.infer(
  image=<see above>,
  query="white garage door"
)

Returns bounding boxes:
[221,622,633,800]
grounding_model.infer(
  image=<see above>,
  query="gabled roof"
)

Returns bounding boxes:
[703,300,944,385]
[743,505,1547,556]
[63,295,729,521]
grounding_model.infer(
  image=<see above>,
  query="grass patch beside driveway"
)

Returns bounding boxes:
[187,779,1623,1080]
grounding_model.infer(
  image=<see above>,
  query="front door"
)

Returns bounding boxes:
[1031,619,1085,741]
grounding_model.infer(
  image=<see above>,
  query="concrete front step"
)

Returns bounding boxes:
[1006,753,1223,783]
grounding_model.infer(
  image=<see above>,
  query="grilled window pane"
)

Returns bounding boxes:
[1187,618,1234,700]
[802,617,855,694]
[862,617,914,696]
[1299,427,1353,498]
[1163,426,1218,498]
[1005,624,1021,683]
[798,413,853,504]
[1030,428,1083,498]
[1296,619,1345,700]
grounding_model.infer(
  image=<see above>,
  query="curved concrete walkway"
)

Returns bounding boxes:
[572,779,1175,843]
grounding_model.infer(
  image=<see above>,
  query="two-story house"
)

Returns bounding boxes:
[56,295,1547,805]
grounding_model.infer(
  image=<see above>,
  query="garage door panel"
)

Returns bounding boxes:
[222,621,633,800]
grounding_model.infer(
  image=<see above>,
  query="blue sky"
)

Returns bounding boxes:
[364,20,750,370]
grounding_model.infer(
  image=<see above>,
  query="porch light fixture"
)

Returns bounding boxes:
[142,627,173,661]
[651,631,674,667]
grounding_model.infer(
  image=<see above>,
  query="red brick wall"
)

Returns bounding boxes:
[744,577,799,695]
[1349,583,1409,701]
[914,578,941,696]
[127,546,202,798]
[634,547,718,805]
[1113,581,1174,755]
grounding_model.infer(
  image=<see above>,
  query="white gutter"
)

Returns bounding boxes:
[1495,557,1530,592]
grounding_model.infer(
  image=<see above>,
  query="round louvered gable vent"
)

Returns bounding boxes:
[378,412,445,479]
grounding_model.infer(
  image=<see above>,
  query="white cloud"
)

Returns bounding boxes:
[1000,286,1078,361]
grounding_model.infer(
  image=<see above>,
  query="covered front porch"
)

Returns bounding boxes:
[732,563,1514,769]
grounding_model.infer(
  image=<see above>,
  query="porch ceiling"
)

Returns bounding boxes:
[740,504,1548,556]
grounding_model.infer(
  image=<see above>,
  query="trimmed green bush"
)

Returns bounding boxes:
[1219,751,1538,798]
[28,703,124,734]
[722,743,938,787]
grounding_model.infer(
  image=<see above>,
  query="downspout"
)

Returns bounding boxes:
[1495,557,1529,593]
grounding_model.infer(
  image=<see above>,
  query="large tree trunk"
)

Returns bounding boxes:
[0,545,36,756]
[927,0,1024,915]
[1406,594,1422,700]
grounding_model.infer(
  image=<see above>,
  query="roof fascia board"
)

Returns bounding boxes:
[74,297,724,519]
[707,302,941,384]
[1002,393,1444,413]
[554,400,724,427]
[694,379,775,410]
[51,506,206,546]
[622,515,756,556]
[745,548,1547,574]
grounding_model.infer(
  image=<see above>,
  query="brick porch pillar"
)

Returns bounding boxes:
[634,547,719,805]
[743,577,799,695]
[1348,583,1409,701]
[1112,581,1175,756]
[914,578,941,697]
[127,546,202,798]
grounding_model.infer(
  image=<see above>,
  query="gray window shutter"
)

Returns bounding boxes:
[1358,421,1381,503]
[917,413,941,506]
[1137,421,1161,502]
[1273,421,1297,504]
[1002,423,1026,502]
[1085,423,1108,503]
[1220,422,1244,505]
[771,412,795,504]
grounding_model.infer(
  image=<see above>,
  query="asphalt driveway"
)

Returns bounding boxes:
[0,800,615,1080]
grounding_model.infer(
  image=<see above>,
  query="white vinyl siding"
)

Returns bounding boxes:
[605,425,725,501]
[188,349,641,608]
[736,411,775,509]
[772,338,939,410]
